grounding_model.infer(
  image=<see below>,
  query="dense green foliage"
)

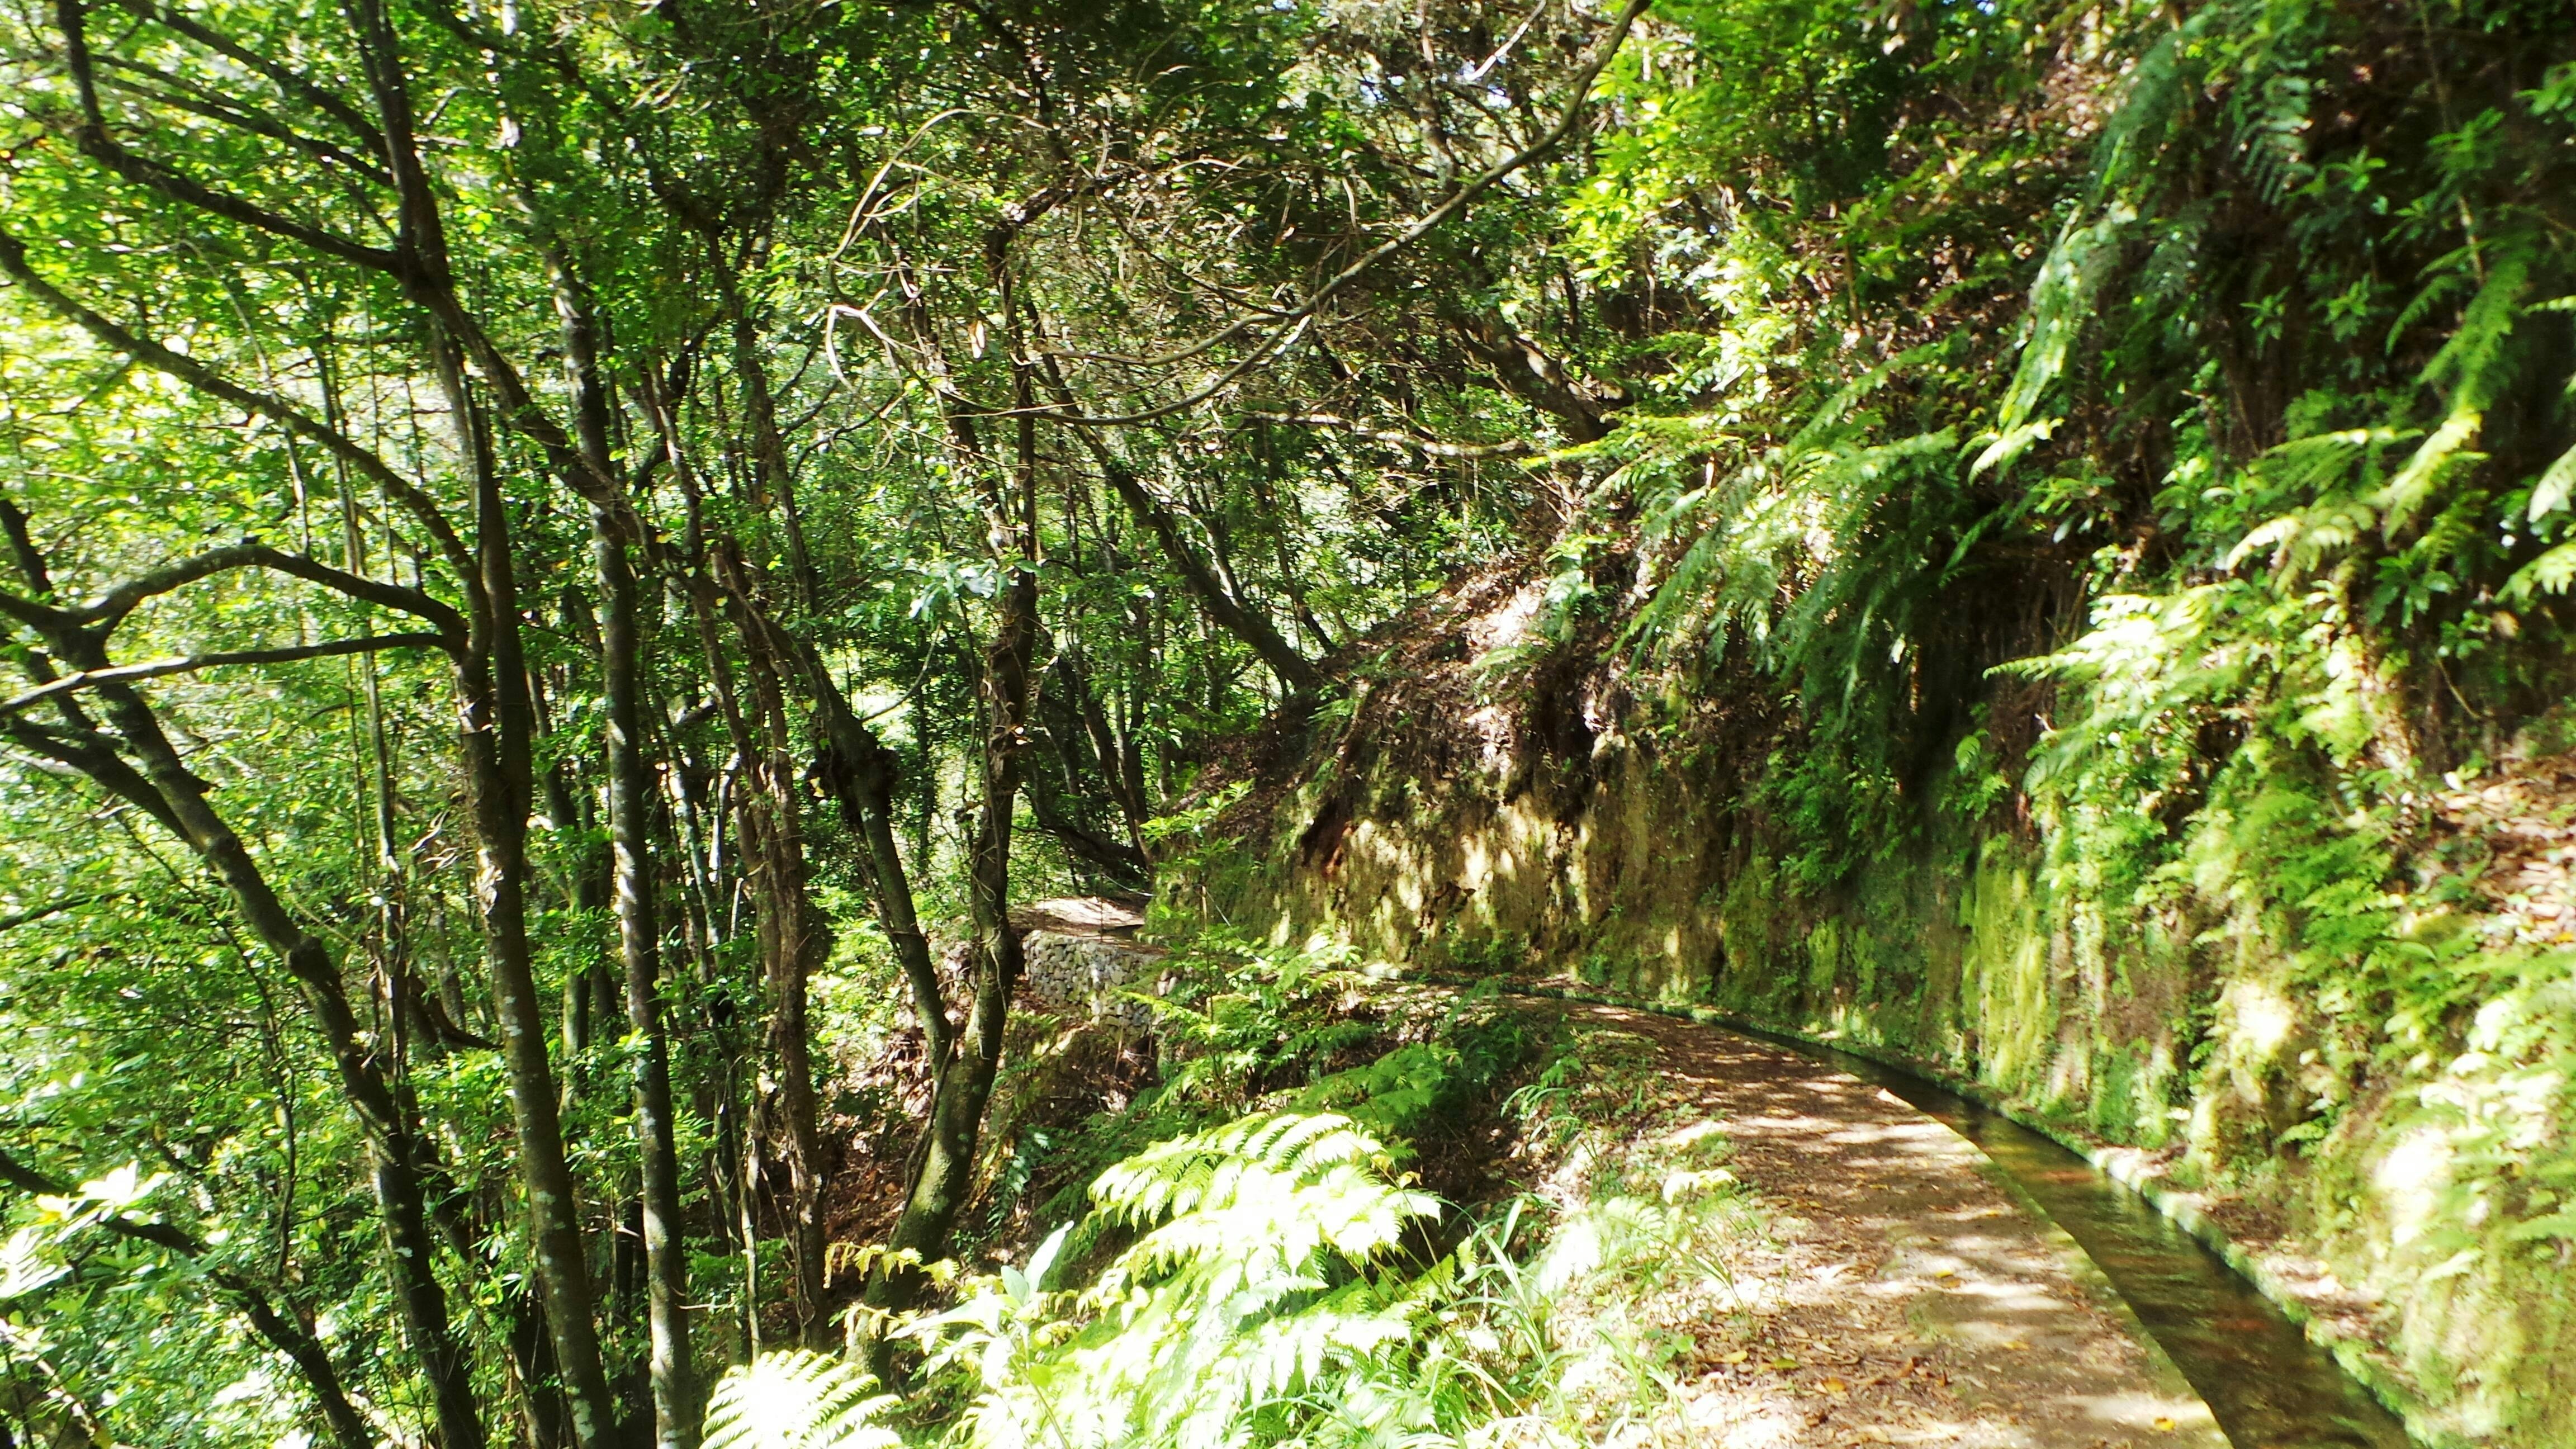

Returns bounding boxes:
[1185,1,2576,1443]
[3,0,2573,1442]
[882,961,1747,1449]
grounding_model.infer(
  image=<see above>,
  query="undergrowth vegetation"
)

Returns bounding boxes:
[732,943,1760,1447]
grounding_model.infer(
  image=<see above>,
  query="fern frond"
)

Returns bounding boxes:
[2505,541,2576,602]
[703,1351,898,1449]
[1976,203,2135,476]
[2377,259,2532,534]
[922,1109,1451,1449]
[2526,441,2576,522]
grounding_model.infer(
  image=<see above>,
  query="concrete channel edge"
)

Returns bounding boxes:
[1412,972,2456,1449]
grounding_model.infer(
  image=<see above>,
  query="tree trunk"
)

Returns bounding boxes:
[1092,453,1322,695]
[765,616,945,1073]
[441,350,618,1449]
[1067,652,1153,862]
[716,547,830,1342]
[544,254,699,1446]
[503,1289,574,1449]
[596,508,698,1448]
[654,399,771,1360]
[881,564,1038,1271]
[1031,351,1320,694]
[874,356,1043,1296]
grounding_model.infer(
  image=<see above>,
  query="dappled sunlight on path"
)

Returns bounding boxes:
[1572,1006,2225,1449]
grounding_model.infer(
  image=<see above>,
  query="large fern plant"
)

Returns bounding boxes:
[702,1350,899,1449]
[701,1080,1750,1448]
[910,1111,1458,1449]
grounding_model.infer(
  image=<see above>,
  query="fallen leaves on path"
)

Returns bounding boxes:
[1512,1004,2225,1448]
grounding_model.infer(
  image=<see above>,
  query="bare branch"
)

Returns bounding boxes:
[102,0,388,160]
[0,1138,375,1449]
[0,499,458,684]
[0,715,190,839]
[1002,0,1651,425]
[1,633,448,716]
[254,549,466,644]
[92,54,393,185]
[0,893,110,932]
[1241,411,1538,459]
[0,498,59,598]
[0,526,462,646]
[74,539,276,629]
[0,585,67,635]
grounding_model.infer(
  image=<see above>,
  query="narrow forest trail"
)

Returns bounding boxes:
[1559,1003,2229,1449]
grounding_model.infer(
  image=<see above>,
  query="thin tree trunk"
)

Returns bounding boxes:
[503,1289,574,1449]
[712,542,829,1342]
[695,301,838,1341]
[1068,652,1152,861]
[715,319,949,1084]
[548,262,699,1446]
[873,343,1043,1299]
[652,384,772,1360]
[743,605,944,1074]
[1096,454,1321,695]
[1030,357,1320,694]
[438,347,619,1449]
[341,2,621,1420]
[538,670,609,1095]
[907,671,937,874]
[596,507,697,1448]
[881,555,1037,1271]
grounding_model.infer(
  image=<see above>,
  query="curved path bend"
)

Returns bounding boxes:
[1568,1002,2229,1449]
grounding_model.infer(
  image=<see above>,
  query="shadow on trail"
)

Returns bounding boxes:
[1730,1021,2417,1449]
[1699,1034,2223,1438]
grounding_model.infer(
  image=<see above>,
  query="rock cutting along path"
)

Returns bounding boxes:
[1565,1004,2229,1449]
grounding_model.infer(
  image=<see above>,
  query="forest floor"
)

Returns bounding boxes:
[1549,1003,2227,1449]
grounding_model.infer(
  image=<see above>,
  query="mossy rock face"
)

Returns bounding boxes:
[1186,680,2576,1446]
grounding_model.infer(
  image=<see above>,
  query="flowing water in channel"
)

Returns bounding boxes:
[1736,1026,2417,1448]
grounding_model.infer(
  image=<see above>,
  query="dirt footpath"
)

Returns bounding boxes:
[1569,1004,2227,1449]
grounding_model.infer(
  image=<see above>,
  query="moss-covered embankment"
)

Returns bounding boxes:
[1177,565,2576,1449]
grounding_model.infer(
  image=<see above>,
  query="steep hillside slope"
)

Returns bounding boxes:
[1180,548,2576,1448]
[1162,7,2576,1443]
